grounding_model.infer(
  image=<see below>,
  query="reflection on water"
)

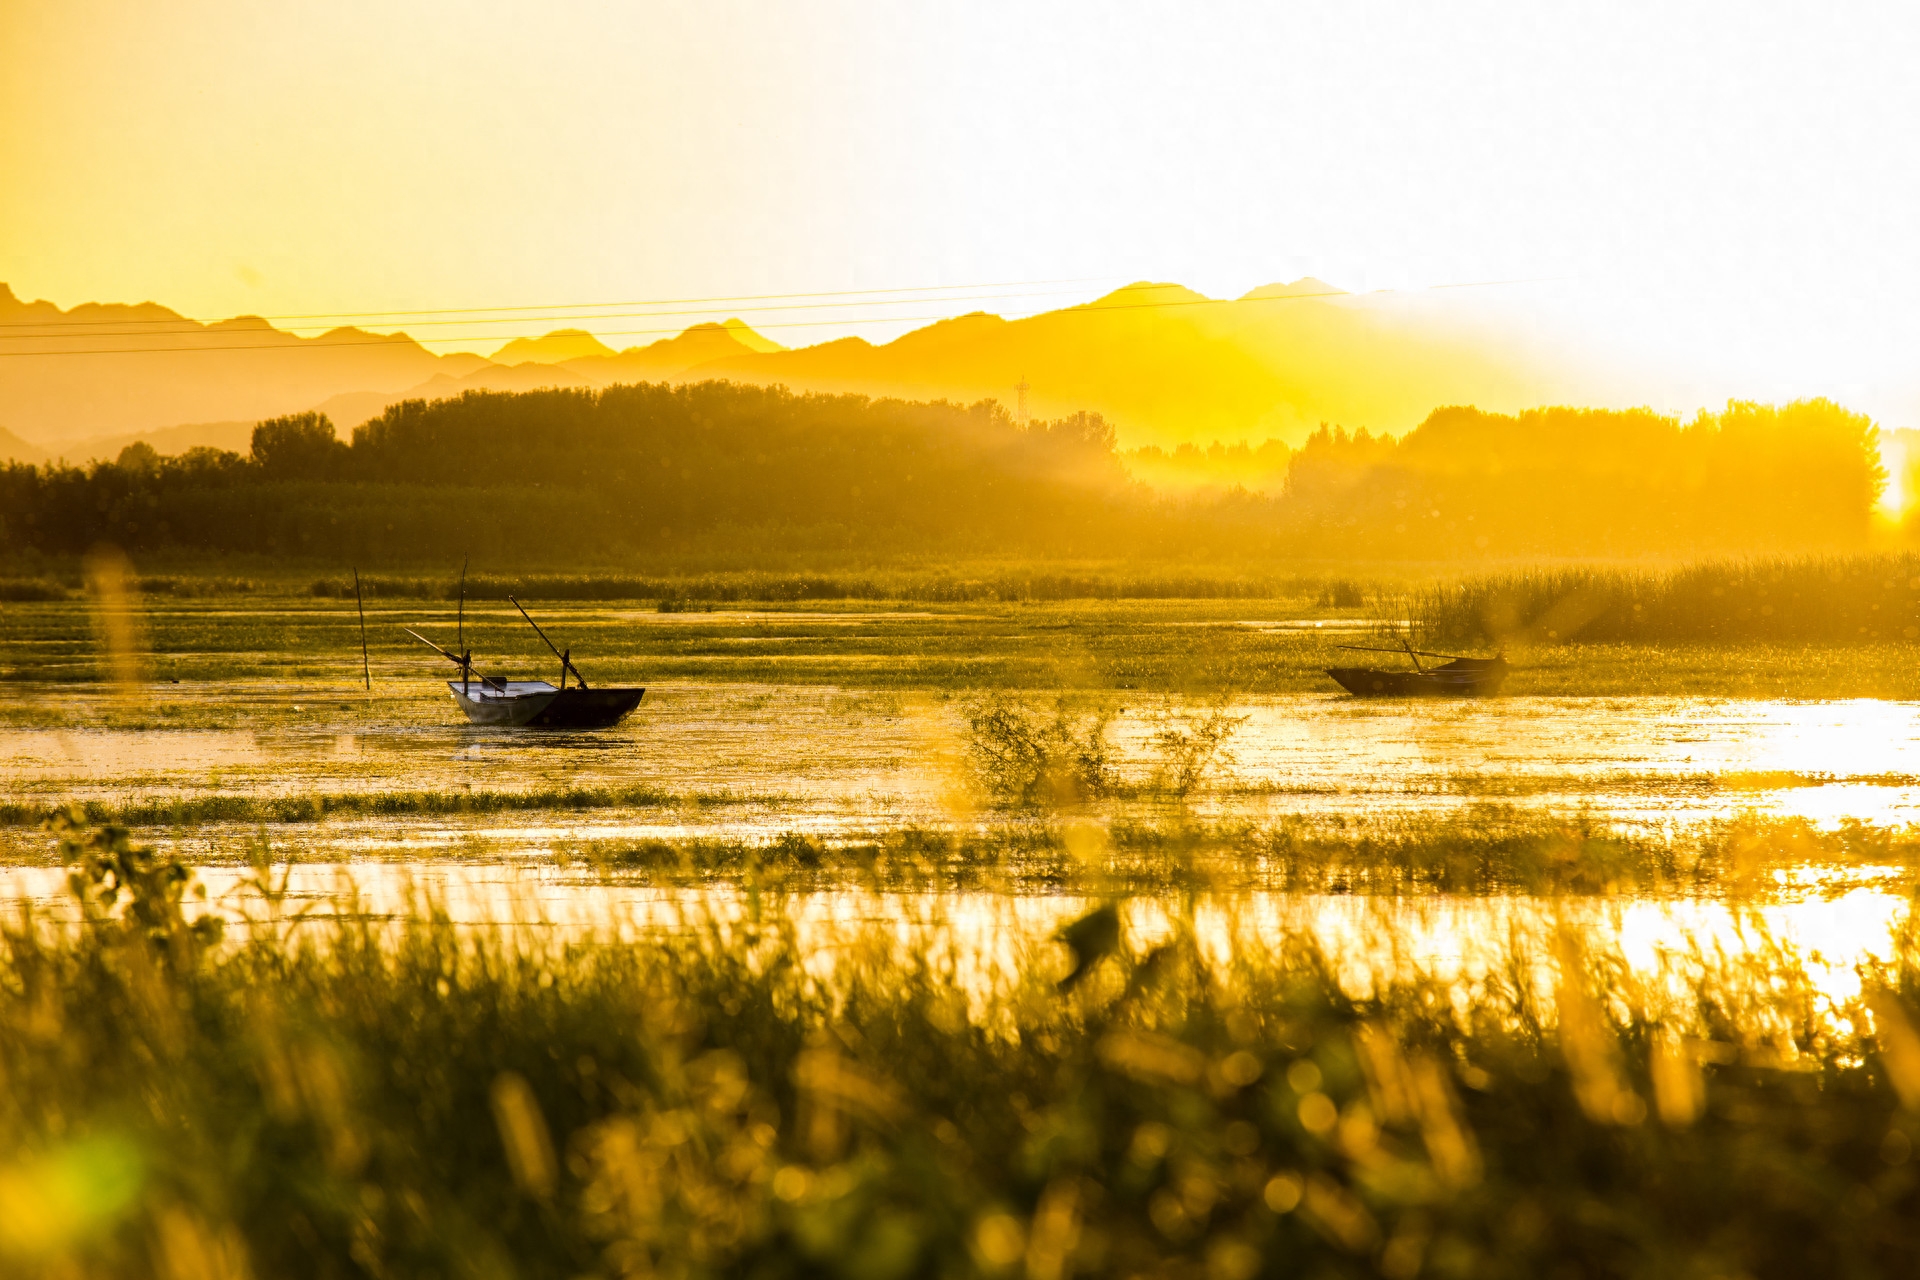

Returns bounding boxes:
[4,687,1919,853]
[2,860,1904,1025]
[1224,696,1920,778]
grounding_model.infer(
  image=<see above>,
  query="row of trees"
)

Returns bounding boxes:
[0,383,1889,562]
[0,385,1141,560]
[1282,400,1884,554]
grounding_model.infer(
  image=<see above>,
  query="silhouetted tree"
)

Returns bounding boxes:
[0,385,1890,561]
[251,412,346,480]
[115,441,161,474]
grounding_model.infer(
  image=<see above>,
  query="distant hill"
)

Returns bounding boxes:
[0,283,489,443]
[298,324,786,433]
[555,281,1589,446]
[1239,278,1346,301]
[1,419,258,466]
[716,318,787,354]
[74,420,257,463]
[491,329,616,364]
[0,425,47,465]
[2,278,1592,450]
[558,320,784,382]
[492,319,785,371]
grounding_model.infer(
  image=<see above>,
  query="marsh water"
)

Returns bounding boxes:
[5,682,1916,841]
[4,591,1917,1022]
[1,678,1912,1009]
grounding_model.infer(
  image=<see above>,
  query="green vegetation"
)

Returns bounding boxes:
[3,573,1913,1276]
[550,811,1920,899]
[8,548,1920,700]
[0,383,1890,563]
[961,694,1245,806]
[1,384,1138,562]
[1288,400,1883,556]
[10,583,1920,696]
[963,696,1119,806]
[0,577,66,601]
[1122,438,1292,493]
[309,568,1356,604]
[4,817,1920,1279]
[0,784,691,830]
[1415,553,1920,646]
[15,802,1908,902]
[1217,809,1917,896]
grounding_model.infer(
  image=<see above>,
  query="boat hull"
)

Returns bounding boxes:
[448,681,645,727]
[1325,658,1507,698]
[525,687,646,727]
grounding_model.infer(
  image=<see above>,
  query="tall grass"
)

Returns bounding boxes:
[963,695,1119,805]
[0,577,68,601]
[567,811,1919,898]
[0,783,685,829]
[7,798,1909,901]
[309,569,1389,605]
[3,818,1919,1277]
[1414,552,1920,646]
[961,695,1246,806]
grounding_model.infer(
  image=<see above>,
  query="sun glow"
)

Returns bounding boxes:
[6,2,1920,425]
[1880,430,1920,519]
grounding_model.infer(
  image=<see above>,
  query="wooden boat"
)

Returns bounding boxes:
[446,678,644,728]
[405,593,644,728]
[1325,644,1508,697]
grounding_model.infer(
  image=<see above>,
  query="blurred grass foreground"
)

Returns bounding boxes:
[3,816,1920,1278]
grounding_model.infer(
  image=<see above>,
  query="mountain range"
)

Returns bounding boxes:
[0,278,1598,463]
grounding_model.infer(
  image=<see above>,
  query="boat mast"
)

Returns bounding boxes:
[510,597,589,689]
[1397,627,1427,674]
[458,557,469,695]
[353,568,370,693]
[404,627,506,691]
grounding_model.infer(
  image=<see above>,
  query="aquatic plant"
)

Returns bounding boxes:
[1415,552,1920,646]
[963,694,1117,806]
[1145,700,1248,798]
[1,823,1919,1277]
[0,784,686,829]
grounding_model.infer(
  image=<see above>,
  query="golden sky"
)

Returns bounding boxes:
[5,1,1919,421]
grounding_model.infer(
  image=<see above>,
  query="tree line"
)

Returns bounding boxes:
[0,384,1137,561]
[0,382,1888,563]
[1282,400,1883,555]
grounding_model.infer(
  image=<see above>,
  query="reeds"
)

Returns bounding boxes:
[2,819,1918,1277]
[0,784,684,828]
[1414,552,1920,646]
[6,802,1907,902]
[963,694,1118,805]
[961,694,1247,805]
[0,577,67,601]
[307,569,1392,605]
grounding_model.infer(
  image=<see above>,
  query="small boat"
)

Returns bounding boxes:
[1325,643,1508,697]
[445,678,645,728]
[405,594,644,728]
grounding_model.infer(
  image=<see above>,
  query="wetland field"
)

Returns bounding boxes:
[6,574,1920,1278]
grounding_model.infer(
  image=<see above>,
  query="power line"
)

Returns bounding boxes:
[0,287,1102,343]
[0,280,1543,359]
[0,276,1120,333]
[0,287,1346,357]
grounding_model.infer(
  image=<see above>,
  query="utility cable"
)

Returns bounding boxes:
[0,280,1544,359]
[0,276,1120,333]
